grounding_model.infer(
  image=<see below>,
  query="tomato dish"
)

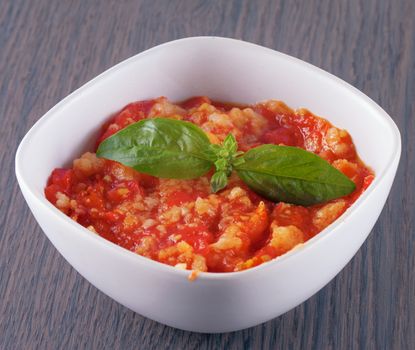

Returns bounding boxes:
[45,97,374,274]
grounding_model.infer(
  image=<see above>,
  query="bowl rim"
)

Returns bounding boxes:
[15,36,402,281]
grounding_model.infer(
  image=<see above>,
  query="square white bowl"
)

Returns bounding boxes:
[15,37,401,333]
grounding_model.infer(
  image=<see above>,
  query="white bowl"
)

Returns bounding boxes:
[15,37,401,333]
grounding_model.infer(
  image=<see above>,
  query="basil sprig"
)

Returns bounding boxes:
[97,118,356,205]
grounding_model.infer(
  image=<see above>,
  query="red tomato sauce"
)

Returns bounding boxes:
[45,97,374,273]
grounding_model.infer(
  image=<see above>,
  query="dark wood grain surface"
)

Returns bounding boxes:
[1,0,414,349]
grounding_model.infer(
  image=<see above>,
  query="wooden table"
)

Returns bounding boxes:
[1,0,413,348]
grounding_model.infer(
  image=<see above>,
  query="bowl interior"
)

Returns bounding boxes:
[17,37,400,216]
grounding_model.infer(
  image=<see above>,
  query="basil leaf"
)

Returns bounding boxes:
[235,145,356,205]
[223,133,238,154]
[214,158,228,172]
[97,118,213,179]
[211,171,228,193]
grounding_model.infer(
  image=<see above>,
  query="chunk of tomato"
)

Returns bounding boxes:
[262,127,302,146]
